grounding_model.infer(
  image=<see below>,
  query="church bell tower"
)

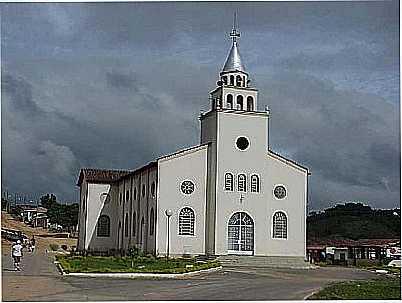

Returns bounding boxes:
[200,15,270,255]
[209,14,258,112]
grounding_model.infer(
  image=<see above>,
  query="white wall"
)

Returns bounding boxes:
[265,153,307,257]
[77,179,87,250]
[85,183,118,251]
[213,110,307,257]
[200,112,218,255]
[157,145,208,256]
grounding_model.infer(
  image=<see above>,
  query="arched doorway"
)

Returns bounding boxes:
[227,212,254,255]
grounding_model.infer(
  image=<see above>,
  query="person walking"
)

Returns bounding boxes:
[11,240,23,271]
[30,236,36,253]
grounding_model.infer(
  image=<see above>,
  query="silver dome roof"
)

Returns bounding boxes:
[222,41,245,73]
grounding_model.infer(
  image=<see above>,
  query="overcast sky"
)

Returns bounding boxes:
[1,1,400,210]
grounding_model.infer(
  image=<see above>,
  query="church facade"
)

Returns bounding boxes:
[77,25,309,260]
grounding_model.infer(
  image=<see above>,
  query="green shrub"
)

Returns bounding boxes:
[356,259,382,268]
[49,244,59,251]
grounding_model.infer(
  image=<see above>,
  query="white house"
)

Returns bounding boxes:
[77,24,309,262]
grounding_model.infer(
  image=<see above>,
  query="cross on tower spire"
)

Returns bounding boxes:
[229,12,240,43]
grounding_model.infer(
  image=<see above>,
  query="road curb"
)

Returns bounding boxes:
[302,287,321,300]
[54,262,222,279]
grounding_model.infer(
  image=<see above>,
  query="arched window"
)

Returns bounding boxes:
[226,94,233,109]
[225,173,234,191]
[238,174,246,192]
[230,75,234,86]
[149,208,155,236]
[132,211,136,236]
[247,96,254,111]
[151,182,156,197]
[243,76,246,87]
[273,211,287,239]
[134,188,137,200]
[126,190,130,203]
[119,193,122,205]
[222,76,228,85]
[124,213,129,237]
[97,215,110,237]
[142,184,146,197]
[236,75,242,86]
[236,95,243,110]
[251,174,260,193]
[179,207,195,236]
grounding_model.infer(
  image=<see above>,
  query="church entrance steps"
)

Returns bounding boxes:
[218,255,316,269]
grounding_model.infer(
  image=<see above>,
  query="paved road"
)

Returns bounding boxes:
[2,251,378,301]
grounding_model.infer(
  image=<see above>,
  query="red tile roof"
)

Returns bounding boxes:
[77,168,131,186]
[308,238,400,248]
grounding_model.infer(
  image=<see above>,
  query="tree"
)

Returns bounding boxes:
[40,194,57,209]
[40,194,79,230]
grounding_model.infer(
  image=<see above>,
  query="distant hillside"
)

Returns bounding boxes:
[307,203,401,240]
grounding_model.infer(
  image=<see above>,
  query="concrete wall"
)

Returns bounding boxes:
[157,145,208,256]
[115,166,158,254]
[200,112,218,255]
[77,179,87,250]
[85,183,119,251]
[213,110,307,257]
[265,153,307,257]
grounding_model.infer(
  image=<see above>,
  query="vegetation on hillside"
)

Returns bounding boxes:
[40,194,79,230]
[308,203,400,240]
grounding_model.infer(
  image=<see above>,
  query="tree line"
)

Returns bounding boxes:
[308,202,401,240]
[40,194,79,230]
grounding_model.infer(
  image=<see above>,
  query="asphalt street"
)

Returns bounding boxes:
[2,251,378,301]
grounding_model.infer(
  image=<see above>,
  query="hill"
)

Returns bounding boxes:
[308,203,400,240]
[1,211,77,253]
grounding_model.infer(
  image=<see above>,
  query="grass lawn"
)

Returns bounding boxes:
[56,255,220,274]
[308,276,401,300]
[357,264,401,276]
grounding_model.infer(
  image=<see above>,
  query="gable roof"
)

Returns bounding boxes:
[77,168,131,186]
[117,161,157,181]
[308,238,400,248]
[158,143,209,162]
[267,150,309,174]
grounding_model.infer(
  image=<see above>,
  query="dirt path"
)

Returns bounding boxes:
[1,211,77,253]
[2,250,81,301]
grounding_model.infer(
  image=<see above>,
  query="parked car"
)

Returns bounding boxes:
[387,260,401,268]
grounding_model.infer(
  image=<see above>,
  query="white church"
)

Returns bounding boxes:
[77,23,309,262]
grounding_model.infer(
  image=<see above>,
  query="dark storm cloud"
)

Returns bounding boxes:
[1,1,399,210]
[2,74,42,116]
[260,71,399,208]
[106,72,139,92]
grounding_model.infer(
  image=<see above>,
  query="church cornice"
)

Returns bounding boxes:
[267,150,310,174]
[199,108,269,120]
[157,143,210,162]
[209,85,258,95]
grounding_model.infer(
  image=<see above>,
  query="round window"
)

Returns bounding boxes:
[236,136,249,150]
[274,185,287,199]
[181,180,195,195]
